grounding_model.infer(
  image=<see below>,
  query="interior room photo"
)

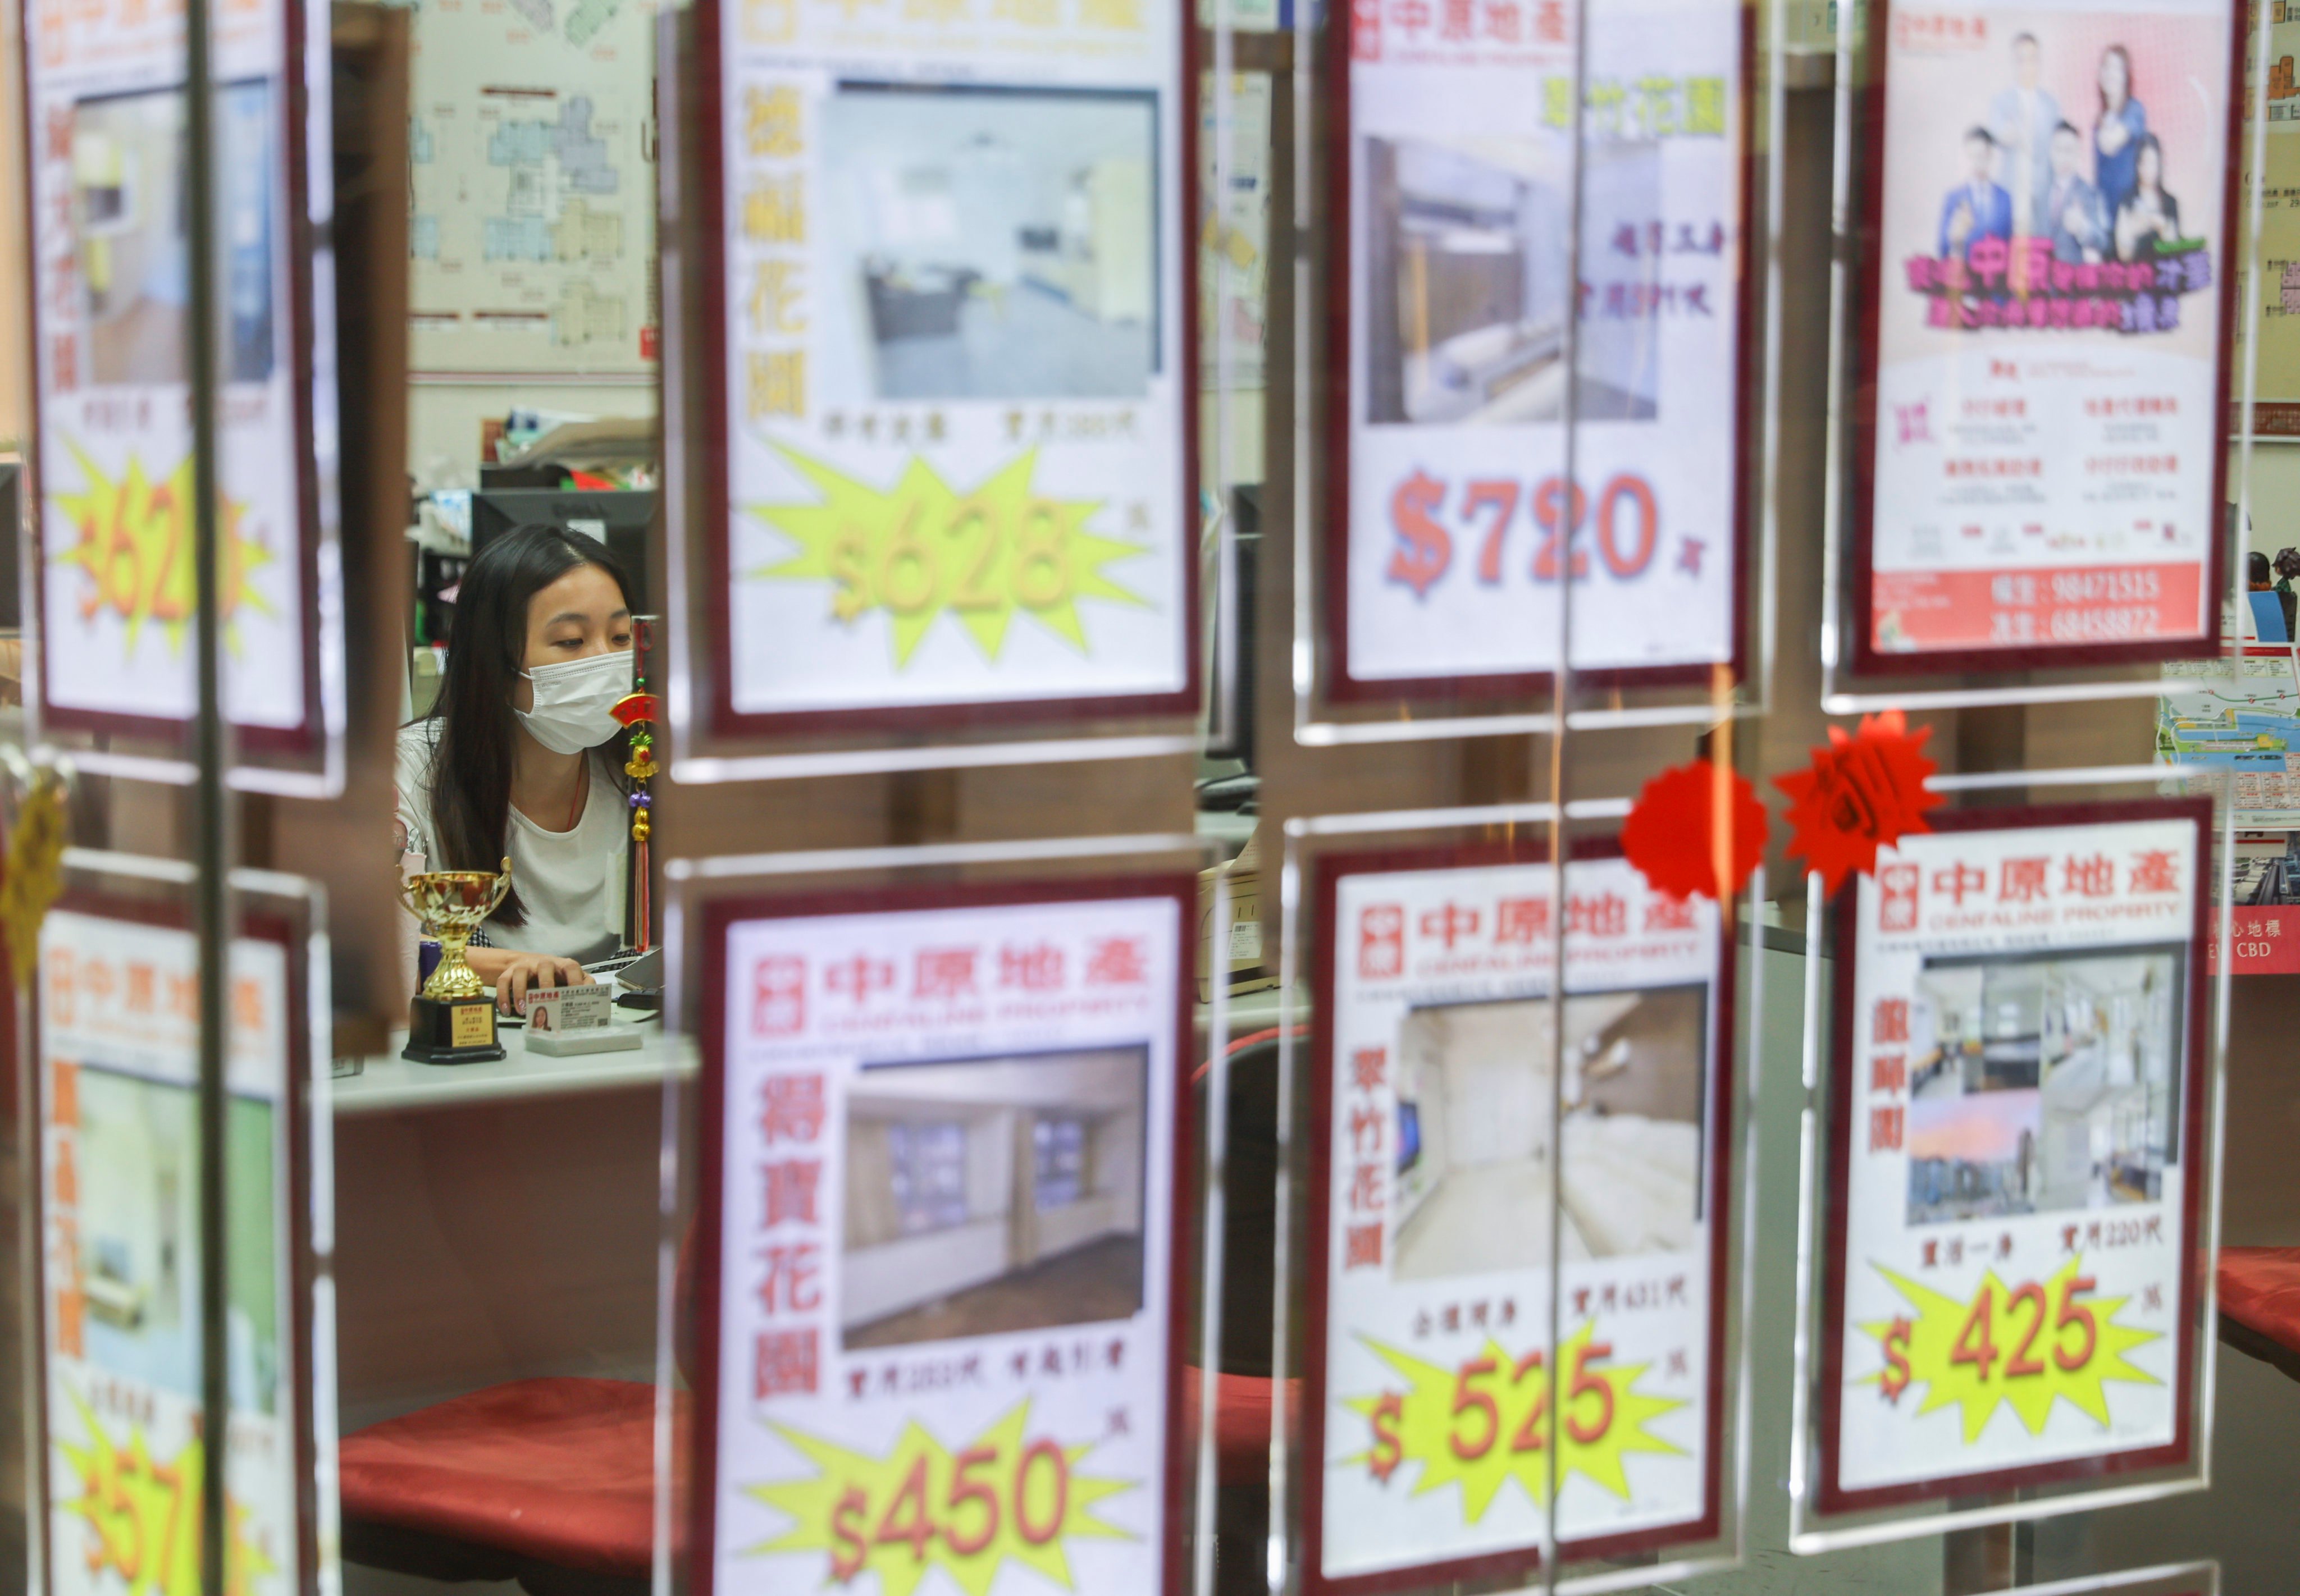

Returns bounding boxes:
[821,83,1157,403]
[840,1043,1150,1348]
[1906,948,2183,1224]
[1389,986,1708,1281]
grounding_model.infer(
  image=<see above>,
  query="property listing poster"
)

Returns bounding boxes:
[37,909,299,1595]
[1307,849,1731,1590]
[23,0,327,733]
[1858,0,2238,666]
[713,0,1195,725]
[702,884,1193,1596]
[1821,803,2210,1510]
[1336,0,1747,689]
[2231,0,2300,420]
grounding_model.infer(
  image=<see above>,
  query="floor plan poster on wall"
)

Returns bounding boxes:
[1304,845,1733,1592]
[406,0,659,374]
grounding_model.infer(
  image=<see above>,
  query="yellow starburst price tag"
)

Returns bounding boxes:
[745,1401,1136,1595]
[748,444,1149,666]
[53,443,273,652]
[1859,1255,2160,1440]
[1340,1321,1683,1522]
[56,1392,279,1596]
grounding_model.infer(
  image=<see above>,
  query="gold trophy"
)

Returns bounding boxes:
[399,857,514,1064]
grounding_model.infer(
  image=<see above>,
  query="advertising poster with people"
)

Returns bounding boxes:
[1304,847,1732,1591]
[1856,4,2240,669]
[697,882,1193,1596]
[1820,803,2211,1510]
[1332,0,1749,694]
[705,0,1195,733]
[36,908,301,1595]
[21,0,331,738]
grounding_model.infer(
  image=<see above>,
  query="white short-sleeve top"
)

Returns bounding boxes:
[393,720,629,962]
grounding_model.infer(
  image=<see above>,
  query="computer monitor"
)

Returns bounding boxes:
[0,463,21,630]
[470,488,657,614]
[1204,485,1259,766]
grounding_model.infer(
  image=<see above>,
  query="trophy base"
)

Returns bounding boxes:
[403,994,506,1065]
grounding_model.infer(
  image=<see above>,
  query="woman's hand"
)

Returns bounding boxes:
[466,946,590,1015]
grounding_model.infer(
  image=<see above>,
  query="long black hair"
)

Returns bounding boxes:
[423,524,633,927]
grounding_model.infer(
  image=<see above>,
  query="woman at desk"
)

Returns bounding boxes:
[395,524,635,1014]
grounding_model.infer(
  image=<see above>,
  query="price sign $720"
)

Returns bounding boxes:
[1387,470,1664,598]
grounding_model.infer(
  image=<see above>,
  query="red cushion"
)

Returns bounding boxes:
[2221,1246,2300,1356]
[340,1378,681,1577]
[1180,1366,1298,1478]
[339,1367,1297,1577]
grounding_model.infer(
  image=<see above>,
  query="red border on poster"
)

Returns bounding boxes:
[687,1,1202,742]
[13,0,333,754]
[688,871,1201,1596]
[1813,795,2215,1515]
[1297,833,1739,1595]
[1317,6,1760,706]
[1845,0,2243,678]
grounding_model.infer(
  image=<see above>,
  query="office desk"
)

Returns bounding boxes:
[333,1010,695,1115]
[332,1013,692,1434]
[330,997,1288,1437]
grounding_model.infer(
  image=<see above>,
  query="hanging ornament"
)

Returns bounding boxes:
[1,760,70,989]
[1621,758,1769,903]
[612,689,660,954]
[1773,708,1943,895]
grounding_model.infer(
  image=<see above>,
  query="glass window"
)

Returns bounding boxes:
[887,1121,968,1236]
[1034,1115,1087,1210]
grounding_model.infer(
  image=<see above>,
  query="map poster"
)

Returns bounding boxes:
[33,903,312,1595]
[693,879,1195,1596]
[1818,800,2212,1513]
[1327,0,1751,699]
[1850,0,2242,673]
[20,0,335,743]
[1303,843,1734,1592]
[406,0,661,376]
[697,0,1198,737]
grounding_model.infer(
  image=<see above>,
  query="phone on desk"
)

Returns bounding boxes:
[582,946,663,1010]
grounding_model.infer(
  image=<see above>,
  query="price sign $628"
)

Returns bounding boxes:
[1386,470,1663,597]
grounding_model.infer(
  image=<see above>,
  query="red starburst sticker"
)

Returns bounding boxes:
[1773,709,1943,895]
[1620,759,1769,902]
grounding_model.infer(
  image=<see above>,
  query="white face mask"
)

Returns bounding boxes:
[516,650,632,756]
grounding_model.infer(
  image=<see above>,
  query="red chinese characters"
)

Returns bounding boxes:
[756,1071,828,1398]
[1868,998,1907,1154]
[1343,1047,1388,1270]
[1868,845,2186,932]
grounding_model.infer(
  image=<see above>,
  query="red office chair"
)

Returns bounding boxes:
[2220,1246,2300,1385]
